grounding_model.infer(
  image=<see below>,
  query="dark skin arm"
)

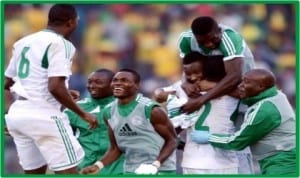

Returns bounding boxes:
[153,88,177,103]
[150,106,177,163]
[181,58,243,114]
[4,77,15,136]
[48,76,98,129]
[4,77,15,111]
[81,118,122,174]
[5,77,15,90]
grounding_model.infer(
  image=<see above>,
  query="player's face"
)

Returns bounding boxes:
[87,72,112,99]
[183,61,204,84]
[238,73,262,99]
[196,27,222,49]
[65,16,79,38]
[111,72,138,99]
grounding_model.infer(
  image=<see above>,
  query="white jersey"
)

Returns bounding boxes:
[5,29,75,109]
[178,24,256,74]
[164,81,239,170]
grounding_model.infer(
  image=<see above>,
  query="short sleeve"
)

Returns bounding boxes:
[178,33,192,58]
[47,39,75,77]
[220,30,244,61]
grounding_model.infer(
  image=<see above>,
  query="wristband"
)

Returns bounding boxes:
[152,160,161,168]
[94,161,104,170]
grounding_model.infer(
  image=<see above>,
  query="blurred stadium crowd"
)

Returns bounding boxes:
[4,3,296,174]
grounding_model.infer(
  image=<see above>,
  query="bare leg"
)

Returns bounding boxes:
[24,164,47,174]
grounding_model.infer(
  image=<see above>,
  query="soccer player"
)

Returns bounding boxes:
[64,69,124,174]
[178,16,256,174]
[154,52,239,174]
[178,16,255,114]
[191,69,296,175]
[4,4,98,174]
[81,69,177,175]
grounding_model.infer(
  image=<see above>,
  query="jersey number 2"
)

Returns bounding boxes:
[18,47,30,78]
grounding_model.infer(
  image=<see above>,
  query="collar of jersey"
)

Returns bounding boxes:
[241,86,278,106]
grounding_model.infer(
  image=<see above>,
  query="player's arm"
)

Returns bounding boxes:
[100,118,122,165]
[4,77,15,111]
[48,77,97,129]
[203,30,245,99]
[151,106,177,164]
[81,113,122,174]
[5,77,15,90]
[181,59,242,113]
[197,79,217,91]
[208,102,281,150]
[153,88,176,103]
[48,41,98,129]
[204,58,242,97]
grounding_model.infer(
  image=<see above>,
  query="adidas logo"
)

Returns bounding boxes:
[118,123,138,136]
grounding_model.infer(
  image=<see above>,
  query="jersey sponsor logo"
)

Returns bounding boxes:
[118,123,137,136]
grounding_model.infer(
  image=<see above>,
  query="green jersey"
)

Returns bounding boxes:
[178,24,255,74]
[64,96,124,174]
[208,87,296,174]
[102,94,176,173]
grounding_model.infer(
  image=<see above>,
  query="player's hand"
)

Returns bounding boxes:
[180,97,204,114]
[4,126,10,136]
[69,90,80,101]
[134,163,158,174]
[181,81,201,98]
[81,112,98,129]
[190,130,210,144]
[80,165,100,174]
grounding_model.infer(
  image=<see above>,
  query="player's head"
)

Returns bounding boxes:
[111,68,140,99]
[182,51,206,84]
[238,69,276,99]
[47,4,79,38]
[203,55,226,82]
[87,69,115,99]
[191,16,222,49]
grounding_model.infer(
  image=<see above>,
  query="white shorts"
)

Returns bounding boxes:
[5,100,84,171]
[183,167,238,174]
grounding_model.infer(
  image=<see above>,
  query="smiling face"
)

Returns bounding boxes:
[111,71,139,99]
[183,61,204,84]
[87,72,113,99]
[238,70,272,99]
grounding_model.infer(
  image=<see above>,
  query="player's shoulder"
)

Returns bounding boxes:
[13,31,40,46]
[136,94,158,107]
[220,24,242,38]
[179,29,193,38]
[40,30,74,47]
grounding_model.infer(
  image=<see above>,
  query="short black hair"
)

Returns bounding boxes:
[119,68,141,83]
[203,55,226,82]
[182,51,206,65]
[48,4,77,26]
[191,16,218,36]
[95,68,115,81]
